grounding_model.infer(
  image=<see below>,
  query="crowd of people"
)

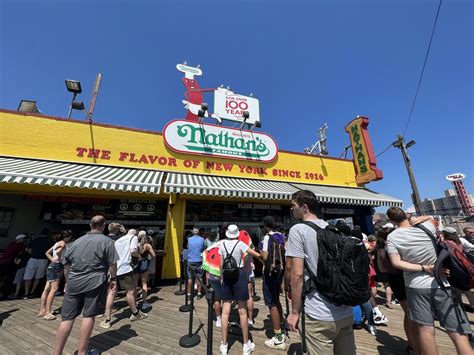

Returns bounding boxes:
[1,190,473,354]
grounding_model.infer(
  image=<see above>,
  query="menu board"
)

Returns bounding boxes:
[39,197,167,222]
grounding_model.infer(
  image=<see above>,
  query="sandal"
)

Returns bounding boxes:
[43,313,56,320]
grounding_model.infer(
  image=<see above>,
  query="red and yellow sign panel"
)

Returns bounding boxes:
[345,116,383,185]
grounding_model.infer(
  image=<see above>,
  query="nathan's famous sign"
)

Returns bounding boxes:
[164,63,275,162]
[345,116,383,184]
[163,120,277,162]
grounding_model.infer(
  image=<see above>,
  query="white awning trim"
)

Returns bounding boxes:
[0,157,165,194]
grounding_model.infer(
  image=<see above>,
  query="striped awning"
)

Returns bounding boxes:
[0,157,165,194]
[164,173,300,200]
[292,183,403,207]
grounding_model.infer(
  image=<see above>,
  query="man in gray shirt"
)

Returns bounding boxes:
[386,207,471,355]
[53,215,119,355]
[285,190,355,355]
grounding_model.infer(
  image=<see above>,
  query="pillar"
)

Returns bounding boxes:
[162,193,186,279]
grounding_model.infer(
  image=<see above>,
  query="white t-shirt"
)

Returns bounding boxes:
[218,239,249,269]
[460,238,474,251]
[115,234,138,276]
[286,219,352,322]
[387,221,448,289]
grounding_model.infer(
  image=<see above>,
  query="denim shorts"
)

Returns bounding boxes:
[187,262,204,281]
[46,262,64,282]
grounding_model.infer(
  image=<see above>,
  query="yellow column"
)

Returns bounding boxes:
[162,193,186,279]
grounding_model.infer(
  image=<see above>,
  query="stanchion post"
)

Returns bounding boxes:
[179,263,191,312]
[175,257,186,296]
[179,275,201,348]
[252,277,261,301]
[206,288,215,355]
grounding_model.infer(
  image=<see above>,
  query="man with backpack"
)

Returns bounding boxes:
[260,215,287,350]
[285,190,358,355]
[386,207,472,355]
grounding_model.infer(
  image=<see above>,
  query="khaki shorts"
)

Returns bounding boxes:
[118,272,135,290]
[304,314,356,355]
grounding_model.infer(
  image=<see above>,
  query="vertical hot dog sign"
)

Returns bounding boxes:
[345,116,383,185]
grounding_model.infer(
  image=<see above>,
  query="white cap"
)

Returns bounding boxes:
[226,224,239,239]
[192,228,200,235]
[16,234,27,240]
[441,226,457,234]
[382,223,395,229]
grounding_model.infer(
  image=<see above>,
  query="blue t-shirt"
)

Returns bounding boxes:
[187,235,205,263]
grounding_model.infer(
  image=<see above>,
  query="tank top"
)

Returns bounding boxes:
[52,242,61,261]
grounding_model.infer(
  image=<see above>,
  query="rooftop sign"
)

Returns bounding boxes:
[446,173,465,181]
[163,120,278,162]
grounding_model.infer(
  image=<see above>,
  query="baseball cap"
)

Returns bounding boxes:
[441,226,457,234]
[382,223,395,229]
[16,234,27,240]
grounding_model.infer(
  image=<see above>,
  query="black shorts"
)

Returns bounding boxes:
[221,269,249,302]
[263,273,283,307]
[387,273,407,301]
[61,282,108,320]
[379,272,389,283]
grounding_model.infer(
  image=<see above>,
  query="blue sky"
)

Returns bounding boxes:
[1,0,472,210]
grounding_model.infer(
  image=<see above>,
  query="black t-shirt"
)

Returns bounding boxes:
[108,234,121,242]
[30,237,54,259]
[16,251,30,269]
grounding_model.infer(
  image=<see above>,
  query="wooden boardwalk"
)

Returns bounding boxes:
[0,279,472,354]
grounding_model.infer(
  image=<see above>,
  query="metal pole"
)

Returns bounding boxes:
[87,73,102,122]
[179,261,191,312]
[188,275,195,336]
[394,135,424,215]
[206,289,215,355]
[179,275,201,347]
[67,93,77,118]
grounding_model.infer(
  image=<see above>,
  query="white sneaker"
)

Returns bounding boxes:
[215,317,222,328]
[373,314,388,325]
[248,319,254,327]
[243,340,255,354]
[220,342,228,355]
[264,336,286,350]
[368,325,377,336]
[142,302,151,311]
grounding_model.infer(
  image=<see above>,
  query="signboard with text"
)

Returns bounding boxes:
[214,88,260,125]
[163,120,277,162]
[345,116,383,185]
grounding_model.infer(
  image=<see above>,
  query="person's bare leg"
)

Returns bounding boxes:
[39,282,51,316]
[31,278,42,295]
[447,331,473,355]
[140,273,148,303]
[238,300,250,345]
[46,281,60,315]
[221,301,231,346]
[104,287,116,320]
[214,298,222,318]
[247,282,254,322]
[127,288,138,313]
[383,283,393,306]
[77,317,95,355]
[415,323,438,355]
[53,319,75,355]
[24,279,33,296]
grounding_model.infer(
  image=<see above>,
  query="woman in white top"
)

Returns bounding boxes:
[38,230,72,320]
[218,224,260,355]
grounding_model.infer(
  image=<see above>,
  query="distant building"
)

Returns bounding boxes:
[421,189,474,218]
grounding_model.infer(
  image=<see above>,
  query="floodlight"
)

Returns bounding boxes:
[406,140,416,148]
[71,101,85,110]
[65,80,82,94]
[17,100,42,113]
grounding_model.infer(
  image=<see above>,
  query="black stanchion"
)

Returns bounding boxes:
[179,264,191,312]
[205,288,215,355]
[301,292,308,355]
[252,277,261,302]
[179,275,201,347]
[175,258,186,296]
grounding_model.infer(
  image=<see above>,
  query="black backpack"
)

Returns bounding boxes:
[417,224,474,291]
[301,221,371,306]
[264,232,286,277]
[222,241,240,281]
